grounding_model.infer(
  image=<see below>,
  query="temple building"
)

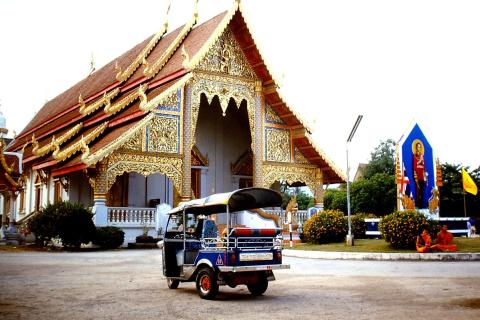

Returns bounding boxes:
[1,1,344,242]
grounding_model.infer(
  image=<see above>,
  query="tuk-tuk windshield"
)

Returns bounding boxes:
[166,213,203,238]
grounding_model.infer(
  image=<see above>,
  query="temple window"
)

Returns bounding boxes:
[34,175,42,212]
[54,180,62,204]
[19,190,25,214]
[191,169,201,199]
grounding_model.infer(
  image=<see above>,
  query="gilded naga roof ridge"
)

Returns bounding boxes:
[140,73,193,111]
[79,88,120,116]
[115,1,171,84]
[83,113,155,166]
[183,1,239,70]
[53,121,109,162]
[274,88,313,133]
[236,2,283,87]
[31,123,83,157]
[305,133,346,182]
[143,0,199,79]
[183,1,282,87]
[0,140,14,175]
[104,84,148,115]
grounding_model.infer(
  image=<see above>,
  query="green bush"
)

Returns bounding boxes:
[379,210,440,249]
[28,210,57,246]
[302,210,347,244]
[93,227,125,249]
[28,201,96,249]
[135,235,156,243]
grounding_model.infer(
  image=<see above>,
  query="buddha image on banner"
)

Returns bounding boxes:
[401,124,434,209]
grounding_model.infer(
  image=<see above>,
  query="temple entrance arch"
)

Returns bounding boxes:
[107,172,175,208]
[263,164,325,208]
[105,152,182,197]
[193,92,252,195]
[190,75,256,150]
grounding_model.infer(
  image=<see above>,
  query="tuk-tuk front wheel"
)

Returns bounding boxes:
[196,268,218,299]
[167,278,179,289]
[247,274,268,296]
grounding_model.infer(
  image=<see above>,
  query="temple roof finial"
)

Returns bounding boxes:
[193,0,199,21]
[89,52,96,76]
[163,0,172,31]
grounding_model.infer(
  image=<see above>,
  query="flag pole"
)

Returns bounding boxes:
[462,168,467,217]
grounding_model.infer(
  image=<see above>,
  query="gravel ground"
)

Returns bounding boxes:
[0,249,479,320]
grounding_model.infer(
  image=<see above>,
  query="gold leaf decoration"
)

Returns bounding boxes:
[79,88,120,115]
[115,24,168,83]
[53,122,109,162]
[31,123,83,157]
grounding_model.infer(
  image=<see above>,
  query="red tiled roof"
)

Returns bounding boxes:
[8,5,344,183]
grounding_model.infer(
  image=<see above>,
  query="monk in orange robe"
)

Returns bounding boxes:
[435,225,457,252]
[416,229,439,253]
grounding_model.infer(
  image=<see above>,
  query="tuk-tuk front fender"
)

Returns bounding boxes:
[196,258,214,269]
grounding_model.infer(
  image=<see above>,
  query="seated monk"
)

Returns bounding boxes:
[416,229,439,253]
[435,225,457,252]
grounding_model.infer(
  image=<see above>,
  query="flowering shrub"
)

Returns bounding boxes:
[303,210,347,244]
[379,210,440,249]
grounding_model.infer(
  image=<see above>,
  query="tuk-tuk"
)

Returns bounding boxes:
[160,187,290,299]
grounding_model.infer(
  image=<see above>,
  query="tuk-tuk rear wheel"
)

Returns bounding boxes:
[196,268,218,299]
[247,274,268,296]
[167,278,179,289]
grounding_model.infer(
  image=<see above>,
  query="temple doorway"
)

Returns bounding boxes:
[194,93,252,195]
[107,172,174,208]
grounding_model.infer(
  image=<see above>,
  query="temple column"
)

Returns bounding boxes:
[253,81,263,187]
[7,191,18,233]
[1,192,7,228]
[314,168,324,210]
[181,85,192,202]
[93,162,108,226]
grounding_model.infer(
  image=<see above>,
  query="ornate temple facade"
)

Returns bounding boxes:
[1,1,344,242]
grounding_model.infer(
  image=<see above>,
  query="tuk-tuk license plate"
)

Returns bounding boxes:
[239,252,273,261]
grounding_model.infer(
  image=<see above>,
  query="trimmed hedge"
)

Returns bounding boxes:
[303,210,347,244]
[135,235,157,243]
[93,227,125,249]
[379,210,440,249]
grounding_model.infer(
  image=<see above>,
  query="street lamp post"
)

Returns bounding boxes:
[346,115,363,246]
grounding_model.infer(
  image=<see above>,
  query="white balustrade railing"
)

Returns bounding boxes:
[264,209,309,226]
[107,207,156,226]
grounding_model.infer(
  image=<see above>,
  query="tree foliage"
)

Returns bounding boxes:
[280,186,313,210]
[362,139,396,179]
[350,173,396,215]
[439,163,480,217]
[324,188,347,213]
[326,140,397,216]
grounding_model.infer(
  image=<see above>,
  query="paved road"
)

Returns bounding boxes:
[0,250,479,320]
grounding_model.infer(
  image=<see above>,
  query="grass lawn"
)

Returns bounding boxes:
[291,237,480,253]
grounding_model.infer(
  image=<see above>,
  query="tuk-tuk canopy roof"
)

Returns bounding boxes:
[168,188,282,215]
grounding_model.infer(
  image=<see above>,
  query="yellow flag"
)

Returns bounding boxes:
[462,168,478,195]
